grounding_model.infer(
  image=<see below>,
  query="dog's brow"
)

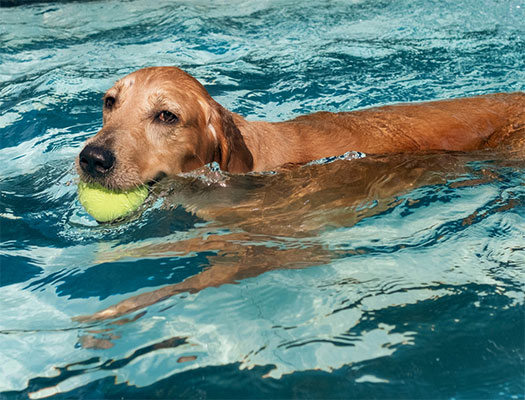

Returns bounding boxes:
[104,85,120,99]
[149,92,182,112]
[150,92,167,103]
[108,78,135,99]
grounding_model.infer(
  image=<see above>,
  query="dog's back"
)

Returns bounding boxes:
[280,92,525,154]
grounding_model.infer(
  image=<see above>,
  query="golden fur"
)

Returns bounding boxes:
[77,66,524,189]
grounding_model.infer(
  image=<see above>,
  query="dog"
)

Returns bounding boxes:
[75,67,524,324]
[77,66,524,190]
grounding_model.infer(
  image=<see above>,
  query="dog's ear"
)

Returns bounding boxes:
[209,101,253,173]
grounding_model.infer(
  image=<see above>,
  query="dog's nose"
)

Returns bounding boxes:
[79,145,115,177]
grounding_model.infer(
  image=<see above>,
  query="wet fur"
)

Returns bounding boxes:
[78,66,525,190]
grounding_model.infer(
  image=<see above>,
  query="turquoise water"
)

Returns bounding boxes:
[1,0,525,398]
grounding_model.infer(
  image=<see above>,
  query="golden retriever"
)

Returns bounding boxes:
[77,66,524,189]
[75,67,524,325]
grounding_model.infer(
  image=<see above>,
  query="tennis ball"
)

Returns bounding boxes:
[78,181,148,222]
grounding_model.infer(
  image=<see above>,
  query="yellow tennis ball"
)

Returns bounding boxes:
[78,181,148,222]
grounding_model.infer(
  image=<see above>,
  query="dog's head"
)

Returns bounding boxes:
[77,67,253,190]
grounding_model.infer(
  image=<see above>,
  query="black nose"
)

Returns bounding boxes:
[79,145,115,177]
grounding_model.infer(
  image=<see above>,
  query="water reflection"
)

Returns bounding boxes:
[76,150,520,323]
[2,0,524,395]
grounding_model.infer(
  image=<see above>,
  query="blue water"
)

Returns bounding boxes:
[1,0,525,398]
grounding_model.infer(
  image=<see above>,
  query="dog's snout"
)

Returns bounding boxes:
[79,145,115,177]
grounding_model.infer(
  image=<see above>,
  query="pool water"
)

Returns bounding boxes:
[1,0,524,398]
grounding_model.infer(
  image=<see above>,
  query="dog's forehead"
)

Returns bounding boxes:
[112,70,191,96]
[106,76,134,98]
[105,68,212,116]
[119,75,135,87]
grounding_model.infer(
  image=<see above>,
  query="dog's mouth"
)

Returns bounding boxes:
[77,146,160,191]
[149,172,167,186]
[77,139,171,191]
[77,159,167,192]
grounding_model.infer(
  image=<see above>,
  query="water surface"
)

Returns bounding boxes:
[1,0,524,398]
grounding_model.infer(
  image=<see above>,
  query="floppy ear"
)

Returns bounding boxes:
[209,101,254,173]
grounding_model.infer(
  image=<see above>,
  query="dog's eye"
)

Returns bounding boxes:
[104,96,116,109]
[156,110,178,124]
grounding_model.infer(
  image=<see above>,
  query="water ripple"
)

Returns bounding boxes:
[1,0,524,398]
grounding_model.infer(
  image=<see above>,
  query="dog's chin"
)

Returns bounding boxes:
[148,171,168,186]
[77,169,147,192]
